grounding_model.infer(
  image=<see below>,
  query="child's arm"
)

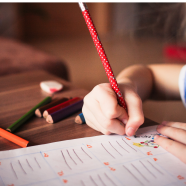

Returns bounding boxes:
[117,64,183,100]
[82,64,184,136]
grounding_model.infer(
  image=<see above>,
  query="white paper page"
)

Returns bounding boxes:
[0,126,185,186]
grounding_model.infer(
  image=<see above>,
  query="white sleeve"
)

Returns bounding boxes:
[178,65,186,108]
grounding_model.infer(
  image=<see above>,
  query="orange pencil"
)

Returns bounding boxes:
[0,128,29,148]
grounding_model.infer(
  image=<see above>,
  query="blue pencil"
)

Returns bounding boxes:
[75,113,86,124]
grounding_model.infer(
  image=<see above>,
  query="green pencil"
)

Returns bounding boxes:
[7,96,52,133]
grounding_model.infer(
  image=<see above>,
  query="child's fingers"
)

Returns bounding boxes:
[157,125,186,145]
[83,103,125,135]
[154,135,186,164]
[161,121,186,130]
[102,118,126,135]
[82,104,100,131]
[116,105,128,124]
[93,84,128,121]
[83,84,126,135]
[124,91,144,136]
[85,117,111,135]
[85,119,100,132]
[91,105,126,135]
[93,83,144,137]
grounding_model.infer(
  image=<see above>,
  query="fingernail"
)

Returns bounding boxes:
[154,135,160,140]
[127,127,136,136]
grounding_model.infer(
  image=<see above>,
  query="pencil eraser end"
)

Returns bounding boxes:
[40,81,63,94]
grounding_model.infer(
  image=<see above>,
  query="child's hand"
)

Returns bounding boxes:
[154,121,186,164]
[82,83,144,136]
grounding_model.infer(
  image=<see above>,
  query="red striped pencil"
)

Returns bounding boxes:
[35,97,70,117]
[78,2,127,111]
[46,99,83,124]
[43,97,82,118]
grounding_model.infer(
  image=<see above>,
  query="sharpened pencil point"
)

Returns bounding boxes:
[46,115,53,124]
[35,109,42,118]
[75,113,85,124]
[43,110,48,118]
[75,115,82,124]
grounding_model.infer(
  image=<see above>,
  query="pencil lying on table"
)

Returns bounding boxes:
[0,128,29,148]
[7,96,51,133]
[43,97,82,118]
[75,113,86,124]
[46,99,83,124]
[35,97,70,117]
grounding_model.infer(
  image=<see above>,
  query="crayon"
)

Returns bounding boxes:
[75,113,86,124]
[0,128,29,148]
[7,97,51,133]
[35,97,70,117]
[46,99,83,124]
[43,97,82,118]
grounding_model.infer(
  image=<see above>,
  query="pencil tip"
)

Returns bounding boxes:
[46,115,53,124]
[43,111,48,118]
[75,116,82,124]
[35,109,42,117]
[6,128,11,132]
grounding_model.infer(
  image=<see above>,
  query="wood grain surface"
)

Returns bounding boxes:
[0,70,157,151]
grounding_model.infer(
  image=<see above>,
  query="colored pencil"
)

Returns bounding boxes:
[43,97,82,118]
[46,99,83,124]
[0,128,29,148]
[7,97,51,133]
[35,97,70,117]
[78,2,127,111]
[75,113,86,124]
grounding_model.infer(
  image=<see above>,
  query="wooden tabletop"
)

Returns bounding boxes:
[0,70,157,151]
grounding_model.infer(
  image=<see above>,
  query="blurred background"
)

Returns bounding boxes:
[1,2,186,124]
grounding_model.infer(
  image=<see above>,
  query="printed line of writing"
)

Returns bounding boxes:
[81,180,86,186]
[90,175,98,186]
[61,150,72,170]
[147,160,164,175]
[67,149,77,165]
[123,165,144,186]
[131,163,149,182]
[34,157,41,169]
[81,147,92,159]
[98,174,106,186]
[26,159,33,171]
[101,143,115,159]
[18,160,27,174]
[73,149,83,163]
[109,141,122,156]
[116,141,129,153]
[104,172,117,186]
[122,138,137,152]
[139,160,156,179]
[10,163,18,179]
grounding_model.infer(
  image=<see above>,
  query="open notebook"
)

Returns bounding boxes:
[0,125,185,186]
